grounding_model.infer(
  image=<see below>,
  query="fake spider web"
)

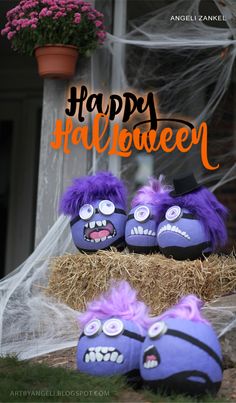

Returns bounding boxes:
[0,0,236,360]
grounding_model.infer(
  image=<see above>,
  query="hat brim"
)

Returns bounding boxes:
[170,184,201,197]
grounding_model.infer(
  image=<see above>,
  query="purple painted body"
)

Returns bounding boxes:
[125,203,158,253]
[60,172,127,252]
[71,200,127,251]
[157,207,212,260]
[77,318,143,376]
[140,295,222,396]
[140,318,222,394]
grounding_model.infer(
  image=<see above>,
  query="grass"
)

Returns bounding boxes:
[0,356,125,402]
[0,356,229,403]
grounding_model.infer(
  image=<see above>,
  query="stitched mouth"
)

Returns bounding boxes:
[158,224,190,240]
[143,345,160,369]
[130,226,156,237]
[84,220,116,242]
[83,346,124,364]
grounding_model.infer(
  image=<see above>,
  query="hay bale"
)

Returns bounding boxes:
[47,251,236,315]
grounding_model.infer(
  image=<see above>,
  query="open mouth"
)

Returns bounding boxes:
[83,346,124,364]
[143,345,160,369]
[158,224,190,240]
[130,226,156,236]
[84,220,116,243]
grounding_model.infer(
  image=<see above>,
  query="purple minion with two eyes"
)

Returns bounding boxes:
[125,178,170,254]
[77,281,152,385]
[156,174,228,260]
[60,172,127,252]
[140,295,223,396]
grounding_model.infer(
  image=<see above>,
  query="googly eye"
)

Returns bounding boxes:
[84,319,102,337]
[134,205,150,222]
[165,206,182,222]
[79,204,94,221]
[148,321,167,339]
[99,200,115,215]
[103,318,124,337]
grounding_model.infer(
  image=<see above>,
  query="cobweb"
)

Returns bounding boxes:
[0,0,236,360]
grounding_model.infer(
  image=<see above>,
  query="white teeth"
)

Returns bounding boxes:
[158,224,191,240]
[131,227,156,236]
[117,354,124,363]
[85,347,123,364]
[97,221,102,227]
[107,235,112,239]
[110,352,118,362]
[102,220,106,226]
[104,353,110,361]
[89,221,95,229]
[85,223,89,228]
[89,352,96,362]
[101,237,106,241]
[96,352,103,361]
[138,226,143,235]
[144,359,158,369]
[95,239,100,243]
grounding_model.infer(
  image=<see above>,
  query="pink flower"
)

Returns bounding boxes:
[87,13,95,20]
[94,20,102,27]
[39,8,48,18]
[74,12,81,23]
[81,6,90,12]
[54,11,66,18]
[96,30,106,39]
[7,31,16,40]
[1,27,11,35]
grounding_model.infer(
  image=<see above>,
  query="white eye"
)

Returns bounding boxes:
[103,318,124,337]
[84,319,102,337]
[79,204,94,220]
[165,206,182,222]
[134,206,150,222]
[99,200,115,215]
[148,321,167,339]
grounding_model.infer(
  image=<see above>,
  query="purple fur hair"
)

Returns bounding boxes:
[156,187,228,250]
[60,172,127,217]
[156,295,210,325]
[131,176,172,219]
[79,281,153,335]
[132,176,171,208]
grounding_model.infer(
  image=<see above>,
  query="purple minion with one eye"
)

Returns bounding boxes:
[60,172,127,252]
[156,174,228,260]
[140,295,223,396]
[125,178,170,254]
[77,281,152,385]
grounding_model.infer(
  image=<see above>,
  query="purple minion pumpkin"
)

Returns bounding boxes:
[125,178,170,254]
[77,281,151,385]
[60,172,127,252]
[156,174,228,260]
[140,295,223,396]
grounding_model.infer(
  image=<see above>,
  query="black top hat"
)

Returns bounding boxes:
[170,173,201,197]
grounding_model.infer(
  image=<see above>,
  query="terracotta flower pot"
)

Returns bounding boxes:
[35,44,78,79]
